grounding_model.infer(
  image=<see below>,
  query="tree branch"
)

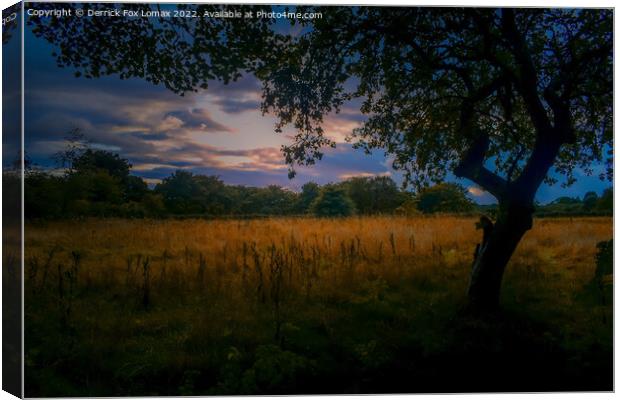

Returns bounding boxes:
[500,9,553,136]
[454,133,508,200]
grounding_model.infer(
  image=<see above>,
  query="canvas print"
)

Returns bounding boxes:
[2,2,614,397]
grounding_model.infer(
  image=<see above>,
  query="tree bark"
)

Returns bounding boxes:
[467,202,534,311]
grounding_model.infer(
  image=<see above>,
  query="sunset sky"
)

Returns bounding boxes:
[21,17,611,205]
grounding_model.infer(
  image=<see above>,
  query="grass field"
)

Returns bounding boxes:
[21,216,612,395]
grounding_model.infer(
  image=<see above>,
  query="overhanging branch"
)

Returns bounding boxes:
[500,9,553,136]
[454,133,508,200]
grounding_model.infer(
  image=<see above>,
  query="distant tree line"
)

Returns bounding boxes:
[23,152,419,219]
[534,190,613,217]
[16,134,612,219]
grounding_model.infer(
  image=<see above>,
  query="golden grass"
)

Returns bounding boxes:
[22,216,613,395]
[24,216,612,293]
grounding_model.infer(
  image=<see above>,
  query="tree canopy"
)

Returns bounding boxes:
[416,183,475,214]
[260,8,612,201]
[310,185,356,217]
[29,7,612,203]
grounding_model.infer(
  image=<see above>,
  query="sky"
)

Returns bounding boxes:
[20,11,612,205]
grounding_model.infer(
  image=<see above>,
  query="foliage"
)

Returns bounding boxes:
[595,188,613,213]
[252,8,613,201]
[532,189,613,217]
[30,7,612,196]
[337,176,409,215]
[71,149,131,182]
[154,171,227,215]
[416,183,474,214]
[296,182,321,214]
[594,239,613,278]
[26,137,425,219]
[28,4,279,93]
[582,191,599,212]
[310,185,356,217]
[24,157,608,219]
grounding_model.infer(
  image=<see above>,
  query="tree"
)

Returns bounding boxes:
[310,185,356,217]
[595,188,613,213]
[31,6,612,309]
[24,172,64,218]
[192,175,231,215]
[248,185,298,216]
[63,169,124,216]
[28,4,276,93]
[154,171,231,215]
[53,128,90,171]
[582,191,599,212]
[154,171,205,215]
[72,149,131,182]
[296,182,321,213]
[125,175,149,203]
[340,176,406,214]
[551,196,581,205]
[64,147,141,216]
[416,183,475,214]
[256,8,612,309]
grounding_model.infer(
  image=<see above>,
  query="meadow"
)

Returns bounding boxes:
[21,216,613,396]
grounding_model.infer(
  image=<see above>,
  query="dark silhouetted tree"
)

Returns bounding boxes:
[341,176,406,214]
[595,188,613,213]
[53,128,90,171]
[154,171,231,215]
[256,8,612,309]
[125,175,149,203]
[416,183,475,214]
[154,171,204,215]
[72,149,131,182]
[582,191,599,212]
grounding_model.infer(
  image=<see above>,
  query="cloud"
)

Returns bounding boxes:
[23,44,386,188]
[166,108,234,133]
[27,87,235,137]
[213,98,262,114]
[467,186,486,197]
[314,102,369,143]
[206,75,263,114]
[115,140,398,192]
[339,171,391,180]
[156,115,184,132]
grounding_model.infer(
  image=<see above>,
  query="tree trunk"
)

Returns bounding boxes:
[467,203,534,311]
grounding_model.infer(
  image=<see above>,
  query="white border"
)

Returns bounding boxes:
[0,1,617,400]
